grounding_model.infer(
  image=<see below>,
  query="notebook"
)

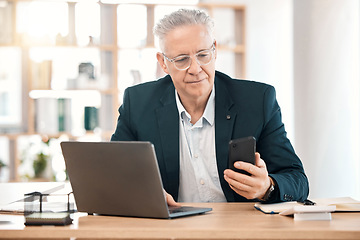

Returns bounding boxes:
[60,141,212,219]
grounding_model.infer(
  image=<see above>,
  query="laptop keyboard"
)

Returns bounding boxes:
[168,206,193,214]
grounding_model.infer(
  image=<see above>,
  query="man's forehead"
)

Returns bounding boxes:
[162,25,212,53]
[167,24,208,40]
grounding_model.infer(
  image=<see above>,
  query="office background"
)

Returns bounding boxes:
[0,0,359,200]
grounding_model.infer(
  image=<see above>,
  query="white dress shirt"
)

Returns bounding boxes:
[176,88,227,202]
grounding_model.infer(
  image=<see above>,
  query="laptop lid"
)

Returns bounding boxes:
[60,141,212,219]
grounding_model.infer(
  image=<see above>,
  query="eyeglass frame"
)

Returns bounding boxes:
[162,42,216,71]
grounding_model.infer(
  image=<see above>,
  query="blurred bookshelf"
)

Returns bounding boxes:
[0,0,246,182]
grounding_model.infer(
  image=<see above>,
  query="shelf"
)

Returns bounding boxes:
[0,1,246,182]
[28,89,115,98]
[218,44,246,53]
[0,44,117,50]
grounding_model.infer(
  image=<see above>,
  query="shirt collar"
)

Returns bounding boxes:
[175,86,215,126]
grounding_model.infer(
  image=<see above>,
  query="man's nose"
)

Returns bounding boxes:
[187,56,202,74]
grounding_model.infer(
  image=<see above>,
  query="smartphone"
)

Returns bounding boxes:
[228,136,256,175]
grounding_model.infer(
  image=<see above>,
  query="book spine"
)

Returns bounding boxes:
[294,212,332,221]
[84,106,98,131]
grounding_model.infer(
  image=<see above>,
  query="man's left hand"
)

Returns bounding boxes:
[223,152,271,200]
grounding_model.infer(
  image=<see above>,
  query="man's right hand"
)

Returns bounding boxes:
[163,189,181,207]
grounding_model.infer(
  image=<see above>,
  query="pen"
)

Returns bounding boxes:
[298,199,316,205]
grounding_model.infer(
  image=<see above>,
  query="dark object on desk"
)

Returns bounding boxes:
[25,212,72,226]
[298,199,316,205]
[61,141,212,219]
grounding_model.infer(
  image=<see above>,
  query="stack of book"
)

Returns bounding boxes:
[254,197,360,221]
[35,98,71,135]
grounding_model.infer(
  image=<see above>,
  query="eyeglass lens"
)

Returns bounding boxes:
[174,50,213,70]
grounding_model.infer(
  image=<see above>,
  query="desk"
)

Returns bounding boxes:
[0,203,359,240]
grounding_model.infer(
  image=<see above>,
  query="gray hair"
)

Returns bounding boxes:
[153,9,214,50]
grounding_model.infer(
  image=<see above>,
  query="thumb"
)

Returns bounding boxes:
[163,189,181,207]
[255,152,266,168]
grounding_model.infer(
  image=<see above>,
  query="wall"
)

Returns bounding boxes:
[204,0,360,200]
[293,0,360,199]
[204,0,295,142]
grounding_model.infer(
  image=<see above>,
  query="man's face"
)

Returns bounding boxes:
[157,24,216,103]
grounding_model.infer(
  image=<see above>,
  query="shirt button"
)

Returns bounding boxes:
[200,179,205,185]
[194,154,198,158]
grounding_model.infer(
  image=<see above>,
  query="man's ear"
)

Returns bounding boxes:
[213,40,218,60]
[156,52,169,74]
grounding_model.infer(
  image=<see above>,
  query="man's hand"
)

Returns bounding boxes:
[163,189,181,207]
[223,152,271,200]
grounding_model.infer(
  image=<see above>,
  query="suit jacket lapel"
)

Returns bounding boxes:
[155,84,180,199]
[215,76,237,201]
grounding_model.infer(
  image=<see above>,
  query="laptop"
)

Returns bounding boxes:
[60,141,212,219]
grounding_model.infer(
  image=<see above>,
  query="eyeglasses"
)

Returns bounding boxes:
[162,43,215,71]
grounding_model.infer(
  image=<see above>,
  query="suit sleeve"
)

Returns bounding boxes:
[257,86,309,203]
[111,88,137,141]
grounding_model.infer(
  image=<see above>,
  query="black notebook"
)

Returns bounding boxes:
[25,212,72,226]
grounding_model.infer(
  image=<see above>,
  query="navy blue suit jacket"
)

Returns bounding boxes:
[111,71,309,203]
